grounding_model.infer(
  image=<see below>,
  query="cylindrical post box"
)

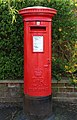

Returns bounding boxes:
[19,6,57,120]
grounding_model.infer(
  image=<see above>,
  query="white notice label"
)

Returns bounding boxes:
[33,36,43,52]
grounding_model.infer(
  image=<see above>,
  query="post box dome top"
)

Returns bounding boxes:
[19,6,57,17]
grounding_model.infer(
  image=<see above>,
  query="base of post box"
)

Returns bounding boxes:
[23,95,54,120]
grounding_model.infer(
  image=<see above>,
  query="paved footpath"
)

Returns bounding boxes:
[0,101,77,120]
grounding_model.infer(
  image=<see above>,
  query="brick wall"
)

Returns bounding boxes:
[52,80,77,102]
[0,80,77,103]
[0,80,23,103]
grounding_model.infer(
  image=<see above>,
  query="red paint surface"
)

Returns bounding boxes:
[19,7,57,97]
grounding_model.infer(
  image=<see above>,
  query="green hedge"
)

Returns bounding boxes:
[0,0,77,80]
[0,3,23,79]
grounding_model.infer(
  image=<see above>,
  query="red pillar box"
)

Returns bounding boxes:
[19,6,57,97]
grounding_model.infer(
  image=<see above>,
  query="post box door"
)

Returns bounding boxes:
[24,24,51,96]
